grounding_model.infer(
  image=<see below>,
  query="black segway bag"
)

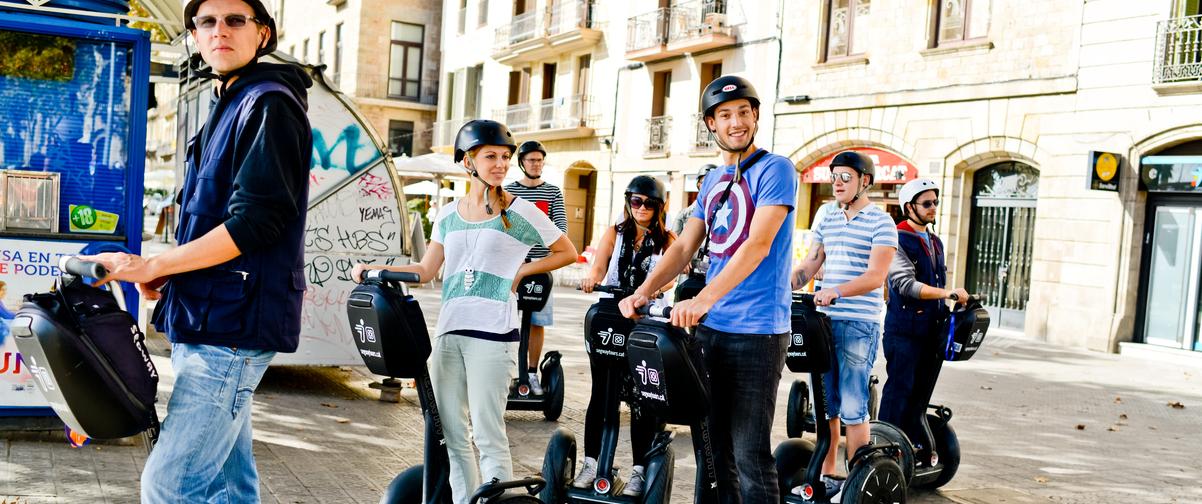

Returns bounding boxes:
[516,272,553,312]
[944,300,990,361]
[11,277,159,440]
[786,294,835,374]
[626,319,709,424]
[584,298,635,367]
[347,281,430,378]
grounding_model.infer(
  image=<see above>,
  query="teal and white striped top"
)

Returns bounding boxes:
[431,197,563,338]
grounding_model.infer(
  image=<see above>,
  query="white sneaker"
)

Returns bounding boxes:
[528,373,544,395]
[621,465,645,496]
[572,456,597,488]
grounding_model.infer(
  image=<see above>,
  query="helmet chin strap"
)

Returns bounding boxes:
[465,157,498,215]
[844,178,868,211]
[905,202,936,227]
[710,121,758,184]
[518,158,540,180]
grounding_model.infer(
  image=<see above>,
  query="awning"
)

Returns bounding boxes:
[801,147,917,184]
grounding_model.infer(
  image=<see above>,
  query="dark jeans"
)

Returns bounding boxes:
[879,328,945,448]
[583,357,664,466]
[696,325,788,504]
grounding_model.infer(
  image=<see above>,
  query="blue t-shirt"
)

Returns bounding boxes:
[917,230,932,252]
[690,150,797,334]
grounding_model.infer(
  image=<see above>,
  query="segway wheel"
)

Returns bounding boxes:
[641,444,676,502]
[841,455,906,504]
[786,380,811,438]
[912,414,960,489]
[381,465,425,504]
[773,438,816,494]
[538,428,576,503]
[542,359,565,422]
[869,420,915,486]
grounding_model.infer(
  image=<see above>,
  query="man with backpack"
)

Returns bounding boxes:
[82,0,312,500]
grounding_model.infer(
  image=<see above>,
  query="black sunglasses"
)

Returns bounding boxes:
[628,195,660,209]
[193,14,260,30]
[915,199,939,209]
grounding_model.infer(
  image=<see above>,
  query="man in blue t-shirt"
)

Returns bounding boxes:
[620,75,797,503]
[790,151,898,499]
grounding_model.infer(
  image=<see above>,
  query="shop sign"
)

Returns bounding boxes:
[1140,156,1202,193]
[1087,151,1120,192]
[801,148,917,184]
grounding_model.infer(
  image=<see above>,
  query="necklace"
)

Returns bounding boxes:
[461,194,500,290]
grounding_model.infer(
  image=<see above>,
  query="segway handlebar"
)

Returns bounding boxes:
[791,291,837,307]
[635,305,672,319]
[360,269,422,284]
[948,292,982,303]
[61,257,107,280]
[578,284,636,296]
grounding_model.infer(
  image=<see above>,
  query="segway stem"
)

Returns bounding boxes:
[517,310,532,388]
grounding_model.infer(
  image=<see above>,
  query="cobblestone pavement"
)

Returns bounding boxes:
[1,284,1199,503]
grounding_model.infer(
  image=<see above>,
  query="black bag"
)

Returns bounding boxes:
[944,300,990,361]
[786,295,834,374]
[625,319,709,424]
[347,280,430,378]
[584,298,635,367]
[11,278,159,441]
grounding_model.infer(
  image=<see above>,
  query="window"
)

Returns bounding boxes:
[478,0,489,26]
[458,0,468,34]
[651,70,671,116]
[575,54,591,96]
[388,120,415,157]
[699,60,722,99]
[302,38,309,63]
[508,67,531,105]
[333,24,343,85]
[824,0,870,61]
[541,63,556,100]
[317,30,326,65]
[465,64,484,117]
[389,22,424,100]
[934,0,989,45]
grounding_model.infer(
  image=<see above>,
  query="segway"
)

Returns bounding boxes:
[347,270,546,503]
[507,272,566,421]
[775,294,907,504]
[539,285,676,503]
[867,294,989,490]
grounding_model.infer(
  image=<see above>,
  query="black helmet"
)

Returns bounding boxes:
[625,175,666,203]
[701,75,760,118]
[184,0,278,57]
[454,120,517,163]
[830,151,875,182]
[517,140,547,162]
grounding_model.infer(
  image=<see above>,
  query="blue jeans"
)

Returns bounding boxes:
[141,343,275,503]
[822,320,880,425]
[530,293,554,327]
[696,325,788,504]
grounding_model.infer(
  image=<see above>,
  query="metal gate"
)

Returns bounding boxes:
[966,162,1040,329]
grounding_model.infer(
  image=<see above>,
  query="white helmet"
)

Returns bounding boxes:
[898,178,939,208]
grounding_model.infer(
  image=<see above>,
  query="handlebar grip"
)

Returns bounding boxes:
[636,305,672,318]
[362,269,421,283]
[60,257,107,280]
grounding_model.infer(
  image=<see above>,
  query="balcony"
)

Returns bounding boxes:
[645,115,672,158]
[626,1,733,62]
[492,0,600,66]
[495,95,595,141]
[666,0,735,53]
[432,118,471,153]
[1154,14,1202,92]
[690,113,717,155]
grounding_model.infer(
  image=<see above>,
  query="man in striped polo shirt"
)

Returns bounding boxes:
[506,140,568,394]
[791,151,898,498]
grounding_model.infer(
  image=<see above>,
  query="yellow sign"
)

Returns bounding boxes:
[68,205,119,234]
[1095,153,1118,182]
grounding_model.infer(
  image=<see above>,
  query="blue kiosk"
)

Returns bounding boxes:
[0,1,150,418]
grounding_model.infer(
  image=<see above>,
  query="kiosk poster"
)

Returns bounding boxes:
[0,239,89,408]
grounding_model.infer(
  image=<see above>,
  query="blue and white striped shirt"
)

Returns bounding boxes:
[813,204,898,322]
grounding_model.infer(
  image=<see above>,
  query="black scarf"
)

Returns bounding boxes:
[617,229,657,292]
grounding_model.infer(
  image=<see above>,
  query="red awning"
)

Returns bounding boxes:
[801,148,918,184]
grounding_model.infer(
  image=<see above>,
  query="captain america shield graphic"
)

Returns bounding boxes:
[704,174,755,258]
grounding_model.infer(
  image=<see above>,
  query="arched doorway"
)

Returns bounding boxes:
[966,161,1040,329]
[563,162,597,252]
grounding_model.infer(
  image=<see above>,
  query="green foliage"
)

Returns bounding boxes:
[0,31,75,81]
[406,197,432,239]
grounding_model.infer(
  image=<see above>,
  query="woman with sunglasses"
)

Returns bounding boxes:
[354,120,577,504]
[880,178,968,449]
[575,175,676,496]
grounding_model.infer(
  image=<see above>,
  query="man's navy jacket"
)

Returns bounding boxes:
[154,63,313,352]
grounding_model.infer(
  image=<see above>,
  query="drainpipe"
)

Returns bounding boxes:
[606,61,645,225]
